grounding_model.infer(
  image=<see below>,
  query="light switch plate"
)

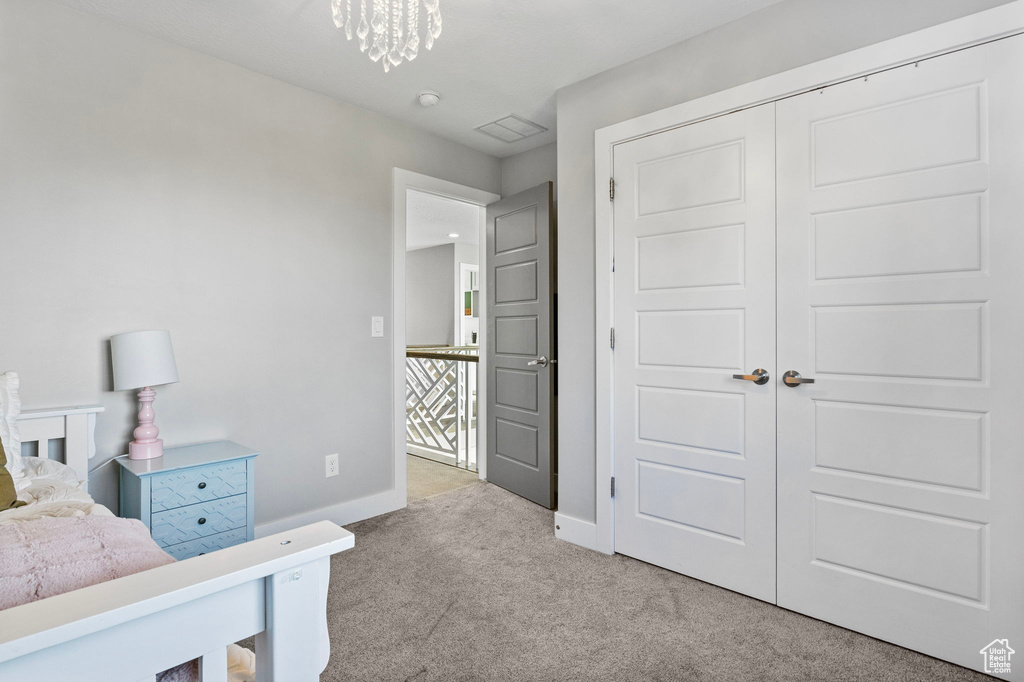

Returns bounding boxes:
[372,316,384,337]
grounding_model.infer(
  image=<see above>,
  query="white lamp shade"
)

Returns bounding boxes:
[111,330,180,391]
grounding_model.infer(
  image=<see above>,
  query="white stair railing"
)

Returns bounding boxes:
[405,347,477,471]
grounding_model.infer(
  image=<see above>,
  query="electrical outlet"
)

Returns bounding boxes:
[325,453,339,478]
[371,316,384,337]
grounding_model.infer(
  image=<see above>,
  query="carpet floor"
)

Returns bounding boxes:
[406,454,480,502]
[318,483,987,681]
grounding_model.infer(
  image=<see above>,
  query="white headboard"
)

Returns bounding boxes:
[1,371,104,490]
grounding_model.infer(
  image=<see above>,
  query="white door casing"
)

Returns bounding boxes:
[776,35,1024,676]
[611,104,777,602]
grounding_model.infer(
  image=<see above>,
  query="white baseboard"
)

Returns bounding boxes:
[554,512,611,554]
[255,489,404,538]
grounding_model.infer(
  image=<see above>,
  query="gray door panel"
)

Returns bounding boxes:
[486,182,555,508]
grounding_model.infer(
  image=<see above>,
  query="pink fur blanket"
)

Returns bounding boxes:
[0,515,199,681]
[0,515,174,609]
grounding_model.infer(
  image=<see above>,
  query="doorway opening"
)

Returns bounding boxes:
[391,170,499,506]
[405,191,482,499]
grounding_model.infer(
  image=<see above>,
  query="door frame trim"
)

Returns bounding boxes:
[392,169,500,508]
[591,0,1024,556]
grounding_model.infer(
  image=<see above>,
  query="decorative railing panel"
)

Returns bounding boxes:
[406,347,478,471]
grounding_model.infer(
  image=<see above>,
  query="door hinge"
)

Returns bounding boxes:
[611,477,616,498]
[610,327,616,349]
[609,178,615,201]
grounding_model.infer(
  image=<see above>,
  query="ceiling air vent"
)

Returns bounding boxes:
[475,115,548,143]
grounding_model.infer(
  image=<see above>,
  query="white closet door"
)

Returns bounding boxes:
[612,104,777,602]
[777,36,1024,675]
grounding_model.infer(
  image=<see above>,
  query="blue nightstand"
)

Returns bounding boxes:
[117,441,258,560]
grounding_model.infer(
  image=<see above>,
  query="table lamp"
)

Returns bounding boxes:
[111,330,179,460]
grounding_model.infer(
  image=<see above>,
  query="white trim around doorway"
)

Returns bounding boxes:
[392,169,501,508]
[589,1,1024,557]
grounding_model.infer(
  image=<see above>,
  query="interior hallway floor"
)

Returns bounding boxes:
[322,482,988,682]
[406,453,480,502]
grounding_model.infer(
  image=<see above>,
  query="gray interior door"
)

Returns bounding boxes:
[486,182,556,508]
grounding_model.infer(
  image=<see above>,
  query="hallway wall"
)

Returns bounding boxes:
[407,244,457,347]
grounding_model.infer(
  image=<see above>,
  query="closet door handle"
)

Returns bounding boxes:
[528,356,549,368]
[732,368,770,385]
[783,370,815,387]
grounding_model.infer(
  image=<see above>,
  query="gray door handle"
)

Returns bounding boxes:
[528,356,549,368]
[783,370,815,387]
[732,368,770,385]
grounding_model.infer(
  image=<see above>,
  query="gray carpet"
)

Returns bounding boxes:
[406,454,481,502]
[316,483,986,681]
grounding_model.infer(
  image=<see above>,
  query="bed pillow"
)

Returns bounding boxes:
[0,371,24,477]
[0,439,25,510]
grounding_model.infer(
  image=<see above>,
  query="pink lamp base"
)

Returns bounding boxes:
[129,438,164,460]
[128,386,165,460]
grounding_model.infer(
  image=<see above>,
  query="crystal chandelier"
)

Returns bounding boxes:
[332,0,442,73]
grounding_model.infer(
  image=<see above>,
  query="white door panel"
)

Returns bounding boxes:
[777,35,1024,677]
[613,104,777,602]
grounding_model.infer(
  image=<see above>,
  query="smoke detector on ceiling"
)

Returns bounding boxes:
[474,114,547,143]
[417,90,441,107]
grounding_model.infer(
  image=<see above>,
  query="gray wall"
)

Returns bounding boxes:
[406,244,456,347]
[453,242,480,269]
[0,0,500,525]
[554,0,1012,524]
[500,143,557,198]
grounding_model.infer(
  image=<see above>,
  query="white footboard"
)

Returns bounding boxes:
[0,521,354,682]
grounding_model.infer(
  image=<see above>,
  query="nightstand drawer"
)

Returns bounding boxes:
[162,527,247,560]
[151,459,248,511]
[151,495,247,547]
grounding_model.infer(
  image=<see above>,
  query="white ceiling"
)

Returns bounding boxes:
[406,190,481,251]
[51,0,781,158]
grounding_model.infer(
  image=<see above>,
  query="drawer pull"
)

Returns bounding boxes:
[198,482,207,489]
[198,517,207,525]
